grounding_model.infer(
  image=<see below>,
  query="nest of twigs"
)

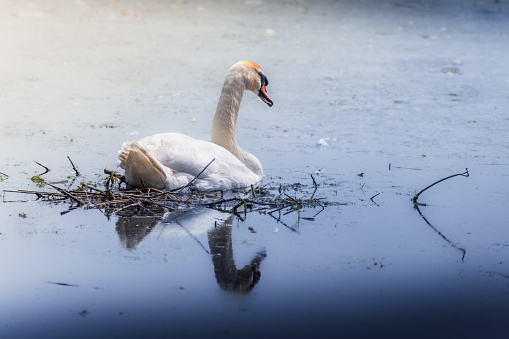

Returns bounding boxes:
[4,168,329,219]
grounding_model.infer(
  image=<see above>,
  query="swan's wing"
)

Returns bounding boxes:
[150,140,243,175]
[145,139,261,190]
[121,133,261,190]
[119,133,192,169]
[136,135,222,174]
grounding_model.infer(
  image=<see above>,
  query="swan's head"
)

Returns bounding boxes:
[232,61,273,107]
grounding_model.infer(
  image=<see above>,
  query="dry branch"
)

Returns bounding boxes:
[45,182,83,205]
[34,161,50,175]
[67,156,80,176]
[170,158,216,193]
[4,160,331,219]
[370,192,380,206]
[413,168,469,205]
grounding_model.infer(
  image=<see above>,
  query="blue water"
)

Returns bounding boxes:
[1,0,509,338]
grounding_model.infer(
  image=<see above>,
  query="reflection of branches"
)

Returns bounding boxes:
[175,220,210,254]
[411,169,469,261]
[268,207,298,232]
[312,201,325,218]
[414,204,466,261]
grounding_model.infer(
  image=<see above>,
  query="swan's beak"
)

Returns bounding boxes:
[258,83,273,107]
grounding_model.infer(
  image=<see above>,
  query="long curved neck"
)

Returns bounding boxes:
[211,71,245,157]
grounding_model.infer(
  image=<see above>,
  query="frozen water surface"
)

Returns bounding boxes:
[1,0,509,338]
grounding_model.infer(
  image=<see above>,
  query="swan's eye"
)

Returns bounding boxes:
[259,72,269,87]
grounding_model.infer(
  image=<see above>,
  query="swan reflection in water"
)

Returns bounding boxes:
[208,215,266,293]
[115,210,266,294]
[116,216,160,249]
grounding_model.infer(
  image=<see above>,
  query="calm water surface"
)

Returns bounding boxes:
[1,1,508,338]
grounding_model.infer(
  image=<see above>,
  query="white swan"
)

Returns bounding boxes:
[118,61,273,191]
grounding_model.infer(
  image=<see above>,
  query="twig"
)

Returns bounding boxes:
[309,175,319,199]
[3,189,64,197]
[134,201,157,216]
[11,159,331,220]
[84,191,92,206]
[267,207,298,233]
[67,156,80,176]
[176,221,210,254]
[45,182,83,205]
[33,161,50,175]
[244,199,280,207]
[284,193,300,206]
[82,185,106,194]
[413,168,469,204]
[370,192,380,206]
[312,201,325,218]
[233,199,247,214]
[47,281,79,287]
[48,180,68,185]
[170,158,215,193]
[130,196,175,211]
[0,171,8,178]
[393,166,421,171]
[113,202,142,215]
[310,174,318,188]
[91,199,132,208]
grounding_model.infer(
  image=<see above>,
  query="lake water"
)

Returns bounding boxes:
[1,0,508,338]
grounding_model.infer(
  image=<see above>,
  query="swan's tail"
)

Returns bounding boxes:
[119,141,168,189]
[118,141,132,170]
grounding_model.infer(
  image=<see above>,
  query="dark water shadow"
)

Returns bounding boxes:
[115,211,266,294]
[414,204,466,261]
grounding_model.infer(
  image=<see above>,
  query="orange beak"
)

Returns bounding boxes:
[258,83,273,107]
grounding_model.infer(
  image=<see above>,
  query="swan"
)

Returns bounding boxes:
[118,61,273,191]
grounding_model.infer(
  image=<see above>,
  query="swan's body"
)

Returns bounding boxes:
[118,61,273,191]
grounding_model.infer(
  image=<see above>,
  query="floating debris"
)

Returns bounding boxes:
[317,138,329,148]
[442,67,460,75]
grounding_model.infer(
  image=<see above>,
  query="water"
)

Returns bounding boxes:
[1,0,509,338]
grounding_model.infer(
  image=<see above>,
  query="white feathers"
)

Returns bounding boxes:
[118,61,271,191]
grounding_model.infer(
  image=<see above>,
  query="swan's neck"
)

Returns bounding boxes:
[211,72,245,157]
[210,68,263,179]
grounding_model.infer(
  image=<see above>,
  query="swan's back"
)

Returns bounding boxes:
[119,134,261,191]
